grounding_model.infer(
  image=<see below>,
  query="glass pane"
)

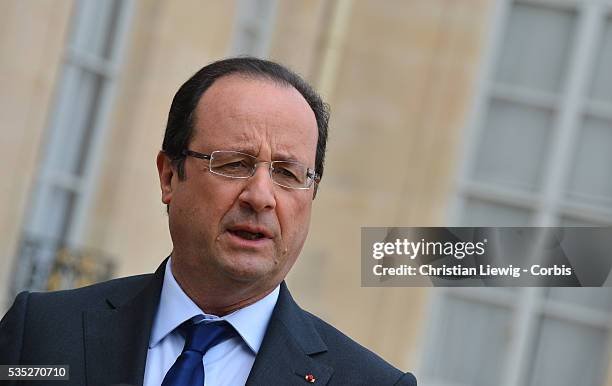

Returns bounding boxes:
[495,3,576,94]
[528,317,608,386]
[231,0,276,56]
[559,216,601,227]
[472,100,553,191]
[565,116,612,209]
[423,296,512,386]
[70,0,121,59]
[546,288,612,312]
[589,17,612,102]
[52,67,103,176]
[462,199,532,226]
[31,186,76,241]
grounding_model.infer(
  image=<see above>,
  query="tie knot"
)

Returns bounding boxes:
[161,320,235,386]
[182,320,234,355]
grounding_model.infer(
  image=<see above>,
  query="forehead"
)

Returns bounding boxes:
[191,74,318,162]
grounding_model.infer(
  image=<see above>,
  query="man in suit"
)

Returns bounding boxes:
[0,57,417,386]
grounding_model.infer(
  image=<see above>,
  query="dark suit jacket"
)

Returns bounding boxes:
[0,260,417,386]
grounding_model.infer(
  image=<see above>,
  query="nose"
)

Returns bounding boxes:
[238,163,276,212]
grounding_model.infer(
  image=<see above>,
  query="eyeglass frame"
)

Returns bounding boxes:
[180,149,321,190]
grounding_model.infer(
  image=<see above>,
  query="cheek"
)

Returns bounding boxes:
[204,192,242,235]
[173,182,238,236]
[279,197,313,248]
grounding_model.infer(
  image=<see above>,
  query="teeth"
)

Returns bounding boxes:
[234,230,264,240]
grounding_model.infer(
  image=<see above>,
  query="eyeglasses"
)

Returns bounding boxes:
[182,149,320,190]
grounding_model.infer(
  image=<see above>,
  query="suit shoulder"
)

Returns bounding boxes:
[302,310,416,385]
[26,273,153,312]
[303,310,394,366]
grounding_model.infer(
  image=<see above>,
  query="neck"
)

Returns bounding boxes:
[170,257,277,316]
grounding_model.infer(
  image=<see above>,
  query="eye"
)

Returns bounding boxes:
[273,166,301,181]
[213,157,253,176]
[280,168,297,178]
[224,161,248,169]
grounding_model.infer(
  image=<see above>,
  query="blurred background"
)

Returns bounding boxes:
[1,0,612,385]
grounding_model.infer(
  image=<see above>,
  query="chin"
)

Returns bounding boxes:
[218,256,279,284]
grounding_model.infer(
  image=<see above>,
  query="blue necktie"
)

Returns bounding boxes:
[161,320,234,386]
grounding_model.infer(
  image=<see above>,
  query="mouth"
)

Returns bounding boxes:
[229,229,267,241]
[226,225,274,243]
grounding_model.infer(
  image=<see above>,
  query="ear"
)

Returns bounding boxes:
[157,151,175,204]
[312,182,319,200]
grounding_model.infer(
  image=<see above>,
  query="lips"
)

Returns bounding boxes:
[231,229,265,240]
[227,225,273,241]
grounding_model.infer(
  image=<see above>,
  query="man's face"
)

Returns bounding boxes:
[160,75,318,291]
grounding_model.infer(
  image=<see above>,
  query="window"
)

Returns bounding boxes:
[11,0,134,295]
[452,0,612,228]
[229,0,278,57]
[422,1,612,385]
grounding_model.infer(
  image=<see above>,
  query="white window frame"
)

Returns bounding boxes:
[450,0,612,228]
[419,1,612,385]
[229,0,278,57]
[14,0,135,293]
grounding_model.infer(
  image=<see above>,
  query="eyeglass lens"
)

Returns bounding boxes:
[210,151,310,188]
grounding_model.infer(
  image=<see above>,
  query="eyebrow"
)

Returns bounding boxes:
[273,152,300,163]
[228,146,301,163]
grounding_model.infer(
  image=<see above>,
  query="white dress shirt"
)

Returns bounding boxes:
[143,258,279,386]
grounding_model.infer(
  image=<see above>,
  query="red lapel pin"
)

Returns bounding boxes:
[305,374,316,383]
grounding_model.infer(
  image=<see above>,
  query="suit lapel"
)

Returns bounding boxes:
[83,259,166,386]
[84,265,334,385]
[246,282,334,386]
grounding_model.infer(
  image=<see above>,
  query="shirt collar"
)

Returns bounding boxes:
[149,257,279,354]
